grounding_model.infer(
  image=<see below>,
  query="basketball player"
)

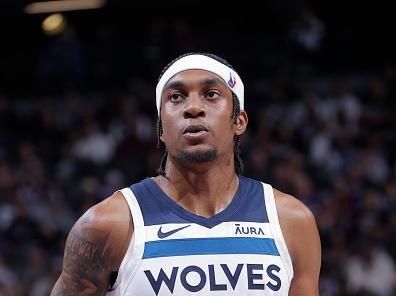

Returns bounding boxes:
[51,53,321,295]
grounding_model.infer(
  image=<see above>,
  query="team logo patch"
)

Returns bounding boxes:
[228,72,236,88]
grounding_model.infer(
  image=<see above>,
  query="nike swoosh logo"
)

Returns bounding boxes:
[157,225,191,239]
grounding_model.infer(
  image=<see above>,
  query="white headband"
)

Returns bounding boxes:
[155,54,244,115]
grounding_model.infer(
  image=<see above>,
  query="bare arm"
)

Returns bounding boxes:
[51,192,133,295]
[51,220,111,295]
[275,191,321,296]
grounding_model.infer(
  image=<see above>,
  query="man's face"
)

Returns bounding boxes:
[159,69,247,167]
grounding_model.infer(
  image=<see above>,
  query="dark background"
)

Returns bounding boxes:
[0,1,394,95]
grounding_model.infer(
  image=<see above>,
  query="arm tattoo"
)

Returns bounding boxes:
[58,229,109,295]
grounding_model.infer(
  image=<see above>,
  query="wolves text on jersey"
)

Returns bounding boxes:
[144,263,281,295]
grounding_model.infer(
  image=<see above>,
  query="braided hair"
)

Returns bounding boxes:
[156,52,244,176]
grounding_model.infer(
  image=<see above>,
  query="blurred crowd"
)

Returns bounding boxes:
[1,8,396,296]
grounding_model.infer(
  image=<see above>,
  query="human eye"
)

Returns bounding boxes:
[205,90,220,100]
[169,93,185,103]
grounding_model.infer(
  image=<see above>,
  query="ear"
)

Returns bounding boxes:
[235,110,248,136]
[159,125,165,143]
[158,115,165,142]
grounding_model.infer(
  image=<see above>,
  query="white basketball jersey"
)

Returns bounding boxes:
[107,176,293,295]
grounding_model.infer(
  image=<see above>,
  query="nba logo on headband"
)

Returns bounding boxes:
[228,72,237,88]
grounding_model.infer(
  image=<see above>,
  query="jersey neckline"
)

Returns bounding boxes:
[143,176,247,228]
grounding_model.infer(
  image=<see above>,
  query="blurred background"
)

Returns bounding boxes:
[0,0,395,295]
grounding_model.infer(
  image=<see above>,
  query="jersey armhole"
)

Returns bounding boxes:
[262,183,294,281]
[109,187,145,292]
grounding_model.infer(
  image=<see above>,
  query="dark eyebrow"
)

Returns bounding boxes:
[163,76,226,92]
[199,77,226,88]
[163,80,186,92]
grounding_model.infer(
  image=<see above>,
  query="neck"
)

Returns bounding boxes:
[153,154,239,218]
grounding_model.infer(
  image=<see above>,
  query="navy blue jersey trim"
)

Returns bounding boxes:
[130,176,269,227]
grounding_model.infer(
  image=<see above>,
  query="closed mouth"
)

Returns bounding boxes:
[183,124,208,134]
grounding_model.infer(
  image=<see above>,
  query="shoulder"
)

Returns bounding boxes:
[84,191,132,225]
[70,190,133,270]
[273,189,317,230]
[272,188,320,264]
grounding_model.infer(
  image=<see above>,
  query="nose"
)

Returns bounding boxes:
[183,94,205,119]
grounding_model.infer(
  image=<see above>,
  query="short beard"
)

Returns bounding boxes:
[177,149,218,164]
